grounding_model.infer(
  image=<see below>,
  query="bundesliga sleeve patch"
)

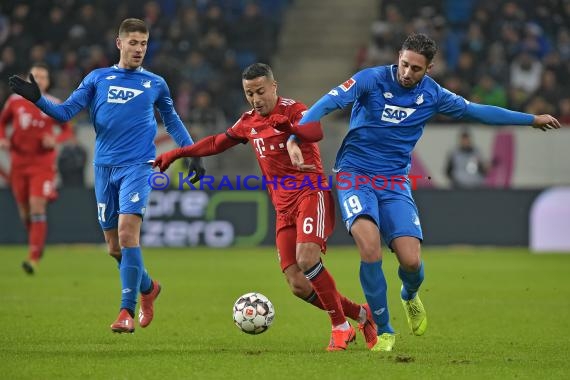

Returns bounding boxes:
[339,78,356,92]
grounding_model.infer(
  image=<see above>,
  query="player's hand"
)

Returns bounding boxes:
[187,157,205,184]
[532,114,561,131]
[153,149,182,172]
[8,74,41,103]
[0,138,9,150]
[42,134,56,149]
[268,114,292,132]
[286,138,315,171]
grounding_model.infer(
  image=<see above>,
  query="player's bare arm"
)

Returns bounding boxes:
[286,138,316,171]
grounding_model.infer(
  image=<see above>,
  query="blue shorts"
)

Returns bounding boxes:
[336,173,423,247]
[94,163,153,230]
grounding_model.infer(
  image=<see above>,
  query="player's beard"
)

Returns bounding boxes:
[398,74,414,88]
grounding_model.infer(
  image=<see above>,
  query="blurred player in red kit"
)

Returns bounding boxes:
[154,63,378,351]
[0,63,73,274]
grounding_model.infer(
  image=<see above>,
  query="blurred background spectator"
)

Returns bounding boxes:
[1,0,568,128]
[58,136,87,188]
[0,0,568,190]
[445,130,489,188]
[0,0,293,128]
[362,0,570,122]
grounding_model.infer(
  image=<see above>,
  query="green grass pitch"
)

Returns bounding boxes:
[1,245,569,379]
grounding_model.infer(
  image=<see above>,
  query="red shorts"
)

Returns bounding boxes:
[275,191,336,271]
[10,165,57,205]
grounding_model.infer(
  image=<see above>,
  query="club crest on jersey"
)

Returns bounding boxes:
[142,80,152,88]
[381,105,416,124]
[129,192,140,203]
[339,78,356,92]
[107,86,143,104]
[415,93,424,105]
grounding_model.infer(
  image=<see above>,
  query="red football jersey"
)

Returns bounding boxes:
[227,97,329,212]
[0,94,72,168]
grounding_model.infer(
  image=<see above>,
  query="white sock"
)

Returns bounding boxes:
[358,306,367,324]
[332,321,350,331]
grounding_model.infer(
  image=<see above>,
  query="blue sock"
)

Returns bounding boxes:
[360,260,394,334]
[399,261,425,301]
[119,247,144,313]
[113,253,153,293]
[139,268,153,294]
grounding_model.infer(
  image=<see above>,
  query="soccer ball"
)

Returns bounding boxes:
[232,292,275,335]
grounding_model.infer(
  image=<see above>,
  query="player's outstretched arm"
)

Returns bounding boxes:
[299,95,341,125]
[269,114,323,142]
[286,138,316,171]
[463,103,561,131]
[531,114,561,131]
[8,74,41,103]
[153,132,239,172]
[10,74,91,122]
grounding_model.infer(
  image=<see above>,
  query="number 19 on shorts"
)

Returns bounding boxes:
[343,195,363,218]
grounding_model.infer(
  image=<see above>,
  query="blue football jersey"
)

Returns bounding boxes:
[327,65,468,175]
[36,65,192,166]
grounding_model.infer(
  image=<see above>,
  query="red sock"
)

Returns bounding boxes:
[306,291,362,322]
[29,214,47,262]
[304,261,346,326]
[338,294,361,321]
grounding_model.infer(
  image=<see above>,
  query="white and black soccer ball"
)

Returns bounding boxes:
[232,292,275,335]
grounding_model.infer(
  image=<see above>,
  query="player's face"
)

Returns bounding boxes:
[30,67,49,93]
[397,50,433,88]
[242,76,278,116]
[116,32,149,69]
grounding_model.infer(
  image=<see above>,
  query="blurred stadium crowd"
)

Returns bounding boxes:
[0,0,291,133]
[0,0,569,131]
[361,0,570,124]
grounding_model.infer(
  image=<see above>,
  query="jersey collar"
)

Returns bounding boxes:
[112,64,144,72]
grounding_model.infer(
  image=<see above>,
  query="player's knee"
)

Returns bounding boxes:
[117,230,138,247]
[29,197,47,214]
[29,204,46,215]
[358,242,382,262]
[285,269,312,298]
[400,256,421,272]
[290,279,311,299]
[295,243,321,271]
[104,236,120,253]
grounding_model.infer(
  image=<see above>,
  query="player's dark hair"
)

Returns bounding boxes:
[401,33,438,62]
[29,62,50,73]
[119,18,148,36]
[242,63,274,81]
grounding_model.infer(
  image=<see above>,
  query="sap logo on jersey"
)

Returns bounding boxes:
[381,105,416,124]
[107,86,143,104]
